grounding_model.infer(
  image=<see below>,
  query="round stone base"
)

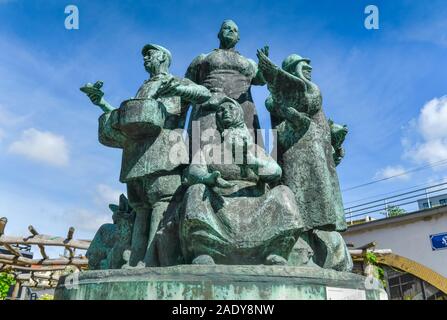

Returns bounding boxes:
[55,265,387,300]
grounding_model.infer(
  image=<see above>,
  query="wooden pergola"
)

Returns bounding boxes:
[2,216,445,299]
[0,217,90,299]
[350,241,447,295]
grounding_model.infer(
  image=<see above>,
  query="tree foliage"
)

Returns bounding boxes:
[0,271,16,300]
[383,205,406,217]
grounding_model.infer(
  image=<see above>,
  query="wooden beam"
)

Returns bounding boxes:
[0,217,7,236]
[0,234,90,250]
[356,241,377,250]
[28,225,39,237]
[0,253,88,266]
[24,283,55,289]
[3,243,22,257]
[3,264,69,272]
[16,273,60,281]
[64,227,76,259]
[377,253,447,294]
[66,227,75,241]
[19,278,57,289]
[11,282,20,300]
[28,226,49,259]
[349,249,392,256]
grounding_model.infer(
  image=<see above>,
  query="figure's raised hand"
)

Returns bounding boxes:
[256,45,272,64]
[256,46,277,84]
[261,45,269,57]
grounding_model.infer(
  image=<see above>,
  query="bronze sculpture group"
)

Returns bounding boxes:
[83,20,352,273]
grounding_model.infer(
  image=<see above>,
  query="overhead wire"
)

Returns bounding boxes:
[343,177,447,206]
[344,181,447,211]
[342,158,447,192]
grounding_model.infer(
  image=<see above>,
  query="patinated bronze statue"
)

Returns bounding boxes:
[257,47,352,271]
[81,44,210,267]
[82,23,351,272]
[185,19,266,147]
[180,100,302,265]
[54,18,394,301]
[86,195,135,270]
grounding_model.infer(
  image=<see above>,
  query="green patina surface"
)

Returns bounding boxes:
[73,19,386,300]
[55,265,386,300]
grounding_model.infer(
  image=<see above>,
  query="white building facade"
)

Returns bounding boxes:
[343,206,447,300]
[343,206,447,278]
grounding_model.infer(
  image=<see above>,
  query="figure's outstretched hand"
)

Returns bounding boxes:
[80,81,115,112]
[80,81,105,106]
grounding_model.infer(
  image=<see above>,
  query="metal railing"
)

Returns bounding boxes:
[344,182,447,225]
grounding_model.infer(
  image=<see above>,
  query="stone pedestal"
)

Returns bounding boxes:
[55,265,387,300]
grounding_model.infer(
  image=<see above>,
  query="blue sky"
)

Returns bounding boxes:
[0,0,447,243]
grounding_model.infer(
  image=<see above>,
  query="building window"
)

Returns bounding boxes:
[385,267,447,300]
[388,273,423,300]
[439,199,447,206]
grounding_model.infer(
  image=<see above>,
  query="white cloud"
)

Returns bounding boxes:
[418,96,447,140]
[404,96,447,166]
[68,184,125,234]
[8,128,69,166]
[67,208,111,233]
[409,139,447,164]
[375,165,411,181]
[398,18,447,48]
[0,104,30,127]
[426,175,447,192]
[58,184,124,235]
[0,104,32,144]
[0,180,118,242]
[94,184,123,207]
